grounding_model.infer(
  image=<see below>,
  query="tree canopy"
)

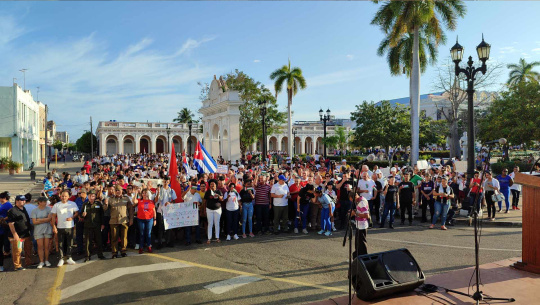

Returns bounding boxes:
[224,70,287,153]
[507,58,540,86]
[75,131,98,154]
[173,107,197,123]
[478,81,540,147]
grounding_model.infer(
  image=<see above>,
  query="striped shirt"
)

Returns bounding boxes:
[254,183,271,205]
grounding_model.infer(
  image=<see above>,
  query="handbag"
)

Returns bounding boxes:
[491,190,504,202]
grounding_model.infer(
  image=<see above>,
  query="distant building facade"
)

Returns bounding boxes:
[0,84,41,167]
[55,131,69,144]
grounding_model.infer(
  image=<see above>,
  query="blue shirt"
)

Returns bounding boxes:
[317,193,333,209]
[75,197,88,211]
[0,201,14,234]
[496,175,512,190]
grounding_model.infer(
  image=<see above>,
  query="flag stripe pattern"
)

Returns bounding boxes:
[193,141,217,173]
[182,150,190,176]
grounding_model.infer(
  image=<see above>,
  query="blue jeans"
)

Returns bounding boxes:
[499,188,510,210]
[226,209,240,235]
[242,203,254,235]
[138,218,153,247]
[432,201,450,226]
[185,223,200,243]
[321,207,331,231]
[294,204,310,229]
[380,202,396,226]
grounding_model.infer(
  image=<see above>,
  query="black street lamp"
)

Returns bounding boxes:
[258,99,268,162]
[451,34,491,187]
[319,108,331,159]
[188,120,193,155]
[165,126,171,153]
[292,128,297,156]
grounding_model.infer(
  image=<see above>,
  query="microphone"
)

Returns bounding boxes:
[484,138,507,145]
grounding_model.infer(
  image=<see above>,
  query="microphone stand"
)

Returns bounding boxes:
[445,143,515,305]
[342,164,363,305]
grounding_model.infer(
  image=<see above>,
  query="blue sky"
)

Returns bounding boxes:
[1,1,539,140]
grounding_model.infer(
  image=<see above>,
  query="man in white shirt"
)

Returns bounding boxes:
[52,190,79,266]
[155,177,177,248]
[183,185,202,245]
[271,175,290,234]
[357,172,377,227]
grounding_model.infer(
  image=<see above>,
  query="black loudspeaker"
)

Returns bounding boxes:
[351,248,425,301]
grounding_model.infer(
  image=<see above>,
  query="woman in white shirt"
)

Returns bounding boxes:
[224,183,240,241]
[482,171,500,221]
[509,166,521,210]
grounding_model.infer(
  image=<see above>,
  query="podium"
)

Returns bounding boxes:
[513,172,540,273]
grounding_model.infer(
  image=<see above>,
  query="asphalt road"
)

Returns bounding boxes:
[1,222,522,305]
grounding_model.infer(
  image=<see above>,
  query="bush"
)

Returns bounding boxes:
[490,161,531,175]
[327,156,365,163]
[420,151,449,158]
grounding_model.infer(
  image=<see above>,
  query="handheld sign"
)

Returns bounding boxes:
[217,165,228,174]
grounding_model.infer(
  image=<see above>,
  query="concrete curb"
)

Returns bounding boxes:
[411,214,522,228]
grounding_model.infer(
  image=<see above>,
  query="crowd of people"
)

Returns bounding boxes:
[0,151,530,272]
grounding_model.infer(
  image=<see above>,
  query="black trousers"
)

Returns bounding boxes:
[368,199,380,223]
[338,200,352,230]
[420,197,434,222]
[511,190,520,208]
[485,191,496,218]
[155,213,165,245]
[0,233,4,267]
[353,228,368,258]
[84,226,103,258]
[400,201,413,223]
[58,228,74,259]
[102,216,110,248]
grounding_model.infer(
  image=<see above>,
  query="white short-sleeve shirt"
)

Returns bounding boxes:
[51,201,79,229]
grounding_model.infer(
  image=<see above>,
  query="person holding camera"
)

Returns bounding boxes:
[336,171,353,230]
[430,176,454,230]
[295,184,315,234]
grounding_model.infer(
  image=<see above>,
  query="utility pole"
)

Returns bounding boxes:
[90,116,94,160]
[44,105,48,172]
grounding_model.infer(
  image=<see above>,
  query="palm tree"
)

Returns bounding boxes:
[270,59,307,156]
[173,107,195,123]
[371,0,466,166]
[507,58,540,86]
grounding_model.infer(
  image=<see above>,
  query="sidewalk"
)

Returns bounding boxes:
[311,257,538,305]
[0,163,65,196]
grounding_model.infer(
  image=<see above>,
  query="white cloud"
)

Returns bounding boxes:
[499,46,518,54]
[0,20,218,139]
[532,48,540,53]
[521,52,531,59]
[0,15,27,47]
[346,54,354,60]
[307,68,369,88]
[253,59,261,63]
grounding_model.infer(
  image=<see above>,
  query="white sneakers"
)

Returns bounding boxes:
[294,228,299,234]
[226,235,231,241]
[66,258,76,265]
[302,229,309,234]
[233,234,239,240]
[37,262,44,269]
[135,244,140,250]
[45,261,51,267]
[57,259,64,267]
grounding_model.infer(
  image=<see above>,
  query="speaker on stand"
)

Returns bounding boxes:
[351,248,425,301]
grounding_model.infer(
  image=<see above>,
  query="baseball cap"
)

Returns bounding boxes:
[341,159,347,163]
[390,167,397,172]
[375,169,382,174]
[239,164,245,169]
[278,175,286,181]
[15,195,27,201]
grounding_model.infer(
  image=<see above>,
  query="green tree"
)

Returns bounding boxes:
[371,0,466,165]
[52,140,64,151]
[324,126,350,151]
[75,132,98,154]
[507,58,540,86]
[173,107,197,123]
[478,81,540,147]
[270,59,307,155]
[224,70,287,153]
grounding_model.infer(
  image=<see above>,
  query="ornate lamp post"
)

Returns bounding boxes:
[257,99,268,162]
[165,126,171,153]
[188,120,193,155]
[319,108,331,159]
[451,34,491,186]
[292,128,297,156]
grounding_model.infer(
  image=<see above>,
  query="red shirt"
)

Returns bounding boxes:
[289,183,301,201]
[137,199,155,220]
[83,163,91,174]
[470,178,482,193]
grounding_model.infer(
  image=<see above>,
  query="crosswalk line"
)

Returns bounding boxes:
[204,275,262,294]
[60,262,191,300]
[65,252,139,272]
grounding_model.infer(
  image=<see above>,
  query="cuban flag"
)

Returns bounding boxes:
[193,141,217,173]
[182,150,191,176]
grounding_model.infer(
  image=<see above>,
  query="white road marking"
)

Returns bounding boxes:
[204,275,262,294]
[60,262,191,300]
[65,252,139,272]
[370,237,522,252]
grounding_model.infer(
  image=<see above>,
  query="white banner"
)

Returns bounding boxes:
[217,165,229,174]
[188,169,198,177]
[162,202,199,230]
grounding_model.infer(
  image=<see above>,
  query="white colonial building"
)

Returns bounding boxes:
[0,84,41,167]
[96,75,353,160]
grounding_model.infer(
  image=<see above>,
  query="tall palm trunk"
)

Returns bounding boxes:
[287,89,293,155]
[410,27,421,166]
